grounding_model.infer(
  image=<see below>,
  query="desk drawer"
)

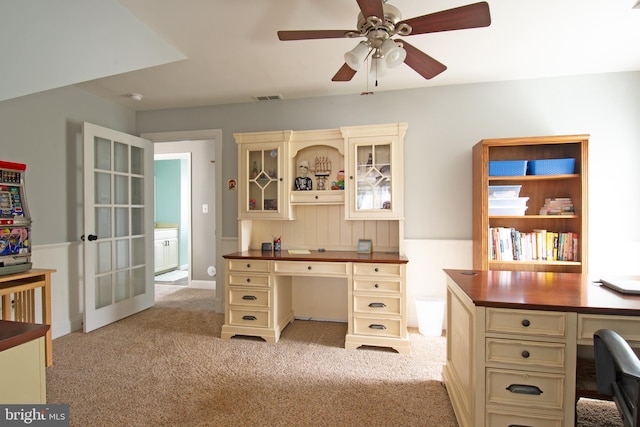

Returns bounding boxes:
[577,314,640,345]
[353,278,401,293]
[486,308,567,338]
[228,308,270,328]
[228,273,270,287]
[486,408,563,427]
[228,288,270,308]
[353,316,402,338]
[354,295,401,315]
[486,338,566,369]
[486,368,565,410]
[353,263,402,277]
[273,261,349,277]
[227,259,270,273]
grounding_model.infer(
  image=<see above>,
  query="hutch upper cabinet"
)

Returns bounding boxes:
[472,134,589,273]
[343,123,406,220]
[235,131,291,220]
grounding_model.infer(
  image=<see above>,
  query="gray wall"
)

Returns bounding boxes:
[136,72,640,257]
[0,85,136,245]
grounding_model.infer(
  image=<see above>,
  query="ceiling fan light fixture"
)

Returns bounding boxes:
[344,41,370,71]
[380,39,406,68]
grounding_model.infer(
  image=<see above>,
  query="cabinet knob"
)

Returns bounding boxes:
[521,350,530,358]
[246,263,251,268]
[307,266,312,270]
[374,283,379,288]
[374,267,379,272]
[246,278,251,283]
[349,175,354,180]
[315,195,319,199]
[521,319,531,327]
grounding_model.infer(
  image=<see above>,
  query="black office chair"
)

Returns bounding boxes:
[594,329,640,427]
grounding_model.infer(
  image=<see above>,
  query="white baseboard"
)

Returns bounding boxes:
[190,279,215,290]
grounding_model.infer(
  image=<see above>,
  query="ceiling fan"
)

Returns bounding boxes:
[277,0,491,82]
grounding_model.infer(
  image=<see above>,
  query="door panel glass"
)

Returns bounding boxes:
[131,177,144,205]
[131,207,144,236]
[94,137,112,171]
[114,141,129,173]
[131,146,143,175]
[114,175,129,204]
[96,241,112,274]
[114,271,129,303]
[115,207,129,237]
[132,267,145,296]
[131,237,145,266]
[95,207,112,239]
[95,275,112,309]
[95,172,111,204]
[115,239,129,270]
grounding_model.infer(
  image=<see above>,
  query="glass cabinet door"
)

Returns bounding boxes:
[355,143,392,212]
[242,145,283,218]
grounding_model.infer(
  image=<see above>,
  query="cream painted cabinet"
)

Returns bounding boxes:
[154,228,178,274]
[342,123,406,220]
[235,131,291,220]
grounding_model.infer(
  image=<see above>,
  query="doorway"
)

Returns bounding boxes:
[143,130,222,309]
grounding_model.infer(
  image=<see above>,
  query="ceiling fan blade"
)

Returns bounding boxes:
[399,40,447,80]
[356,0,384,19]
[278,30,356,41]
[332,63,358,81]
[400,2,491,35]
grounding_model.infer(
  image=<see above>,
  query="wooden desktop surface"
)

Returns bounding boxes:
[224,250,409,264]
[444,269,640,315]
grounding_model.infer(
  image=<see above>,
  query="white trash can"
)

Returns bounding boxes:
[415,297,445,336]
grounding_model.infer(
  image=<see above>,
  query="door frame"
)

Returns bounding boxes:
[142,129,223,312]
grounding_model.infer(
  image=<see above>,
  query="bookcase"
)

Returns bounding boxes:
[472,134,589,273]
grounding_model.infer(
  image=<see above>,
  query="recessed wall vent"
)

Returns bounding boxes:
[253,94,283,101]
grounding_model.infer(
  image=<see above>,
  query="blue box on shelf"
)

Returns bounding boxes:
[488,160,528,176]
[527,158,575,175]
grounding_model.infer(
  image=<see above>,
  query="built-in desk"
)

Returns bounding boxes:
[443,269,640,427]
[221,250,410,353]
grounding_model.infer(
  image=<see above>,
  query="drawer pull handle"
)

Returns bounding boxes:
[307,266,312,270]
[521,319,531,327]
[374,267,379,272]
[246,263,251,268]
[242,315,257,321]
[369,302,386,308]
[521,350,530,358]
[315,195,319,199]
[242,295,257,300]
[506,384,543,395]
[369,324,386,330]
[246,278,251,283]
[374,283,379,288]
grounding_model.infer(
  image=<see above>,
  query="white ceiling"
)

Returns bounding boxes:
[5,0,640,111]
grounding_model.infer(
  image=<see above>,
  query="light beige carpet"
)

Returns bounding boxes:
[46,286,622,426]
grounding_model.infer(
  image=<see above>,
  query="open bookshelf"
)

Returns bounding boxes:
[472,134,589,273]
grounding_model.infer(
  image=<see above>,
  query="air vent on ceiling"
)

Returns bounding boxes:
[253,95,283,101]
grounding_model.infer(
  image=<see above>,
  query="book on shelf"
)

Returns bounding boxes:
[540,197,575,215]
[489,227,578,262]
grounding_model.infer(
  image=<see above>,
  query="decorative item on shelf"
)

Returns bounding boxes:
[382,201,391,209]
[273,236,281,252]
[251,160,259,179]
[264,199,277,210]
[539,197,574,215]
[357,239,373,254]
[294,160,313,190]
[248,199,256,210]
[261,242,272,251]
[312,156,331,191]
[331,170,345,190]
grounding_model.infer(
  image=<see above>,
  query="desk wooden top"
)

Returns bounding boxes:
[0,269,56,284]
[224,250,408,264]
[444,269,640,316]
[0,320,50,352]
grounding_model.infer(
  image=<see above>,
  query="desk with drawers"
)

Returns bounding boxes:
[443,269,640,427]
[220,250,410,353]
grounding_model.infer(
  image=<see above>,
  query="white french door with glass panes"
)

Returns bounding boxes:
[83,122,154,332]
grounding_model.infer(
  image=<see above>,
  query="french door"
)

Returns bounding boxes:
[82,122,154,332]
